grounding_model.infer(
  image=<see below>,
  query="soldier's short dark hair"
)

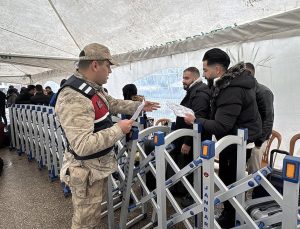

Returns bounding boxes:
[202,48,230,70]
[184,67,200,77]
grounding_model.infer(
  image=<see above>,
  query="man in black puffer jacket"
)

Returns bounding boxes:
[245,63,274,174]
[184,48,262,228]
[172,67,210,206]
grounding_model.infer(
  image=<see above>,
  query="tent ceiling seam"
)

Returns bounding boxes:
[0,59,53,70]
[0,26,77,56]
[0,52,77,61]
[11,64,28,75]
[0,75,27,78]
[48,0,81,51]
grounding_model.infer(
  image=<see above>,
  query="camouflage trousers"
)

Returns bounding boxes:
[69,166,108,229]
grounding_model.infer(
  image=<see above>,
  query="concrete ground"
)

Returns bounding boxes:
[0,147,194,229]
[0,147,73,229]
[2,144,265,229]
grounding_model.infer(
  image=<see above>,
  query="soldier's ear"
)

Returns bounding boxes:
[91,61,99,71]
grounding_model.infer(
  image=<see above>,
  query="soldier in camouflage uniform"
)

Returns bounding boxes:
[55,43,159,229]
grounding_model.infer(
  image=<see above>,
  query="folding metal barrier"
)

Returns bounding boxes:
[27,105,36,160]
[8,104,16,149]
[16,104,26,155]
[114,123,200,229]
[22,104,33,160]
[9,105,66,181]
[147,128,253,228]
[8,105,300,228]
[101,117,162,228]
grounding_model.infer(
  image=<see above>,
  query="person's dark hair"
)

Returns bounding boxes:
[245,62,255,76]
[20,87,27,93]
[122,84,137,100]
[35,84,43,92]
[27,85,36,91]
[202,48,230,70]
[184,67,200,77]
[45,86,52,90]
[7,87,16,95]
[60,79,67,87]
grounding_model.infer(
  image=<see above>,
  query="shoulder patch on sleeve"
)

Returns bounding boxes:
[91,95,109,122]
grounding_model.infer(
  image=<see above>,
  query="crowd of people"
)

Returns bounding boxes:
[0,83,63,169]
[179,49,274,228]
[112,49,274,228]
[0,83,68,127]
[1,43,274,229]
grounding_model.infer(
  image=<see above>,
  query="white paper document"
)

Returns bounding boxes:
[167,103,194,117]
[131,101,145,121]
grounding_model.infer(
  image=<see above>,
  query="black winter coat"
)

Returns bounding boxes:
[255,80,274,146]
[175,80,211,146]
[197,62,262,142]
[15,91,32,104]
[0,91,6,110]
[30,92,50,105]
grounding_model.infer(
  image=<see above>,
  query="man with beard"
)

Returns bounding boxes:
[172,67,210,207]
[184,49,262,228]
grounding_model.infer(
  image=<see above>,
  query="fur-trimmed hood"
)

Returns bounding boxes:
[215,62,254,90]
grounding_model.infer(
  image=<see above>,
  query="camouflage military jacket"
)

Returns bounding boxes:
[55,71,141,185]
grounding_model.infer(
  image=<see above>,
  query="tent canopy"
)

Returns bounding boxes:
[1,0,300,84]
[1,1,300,151]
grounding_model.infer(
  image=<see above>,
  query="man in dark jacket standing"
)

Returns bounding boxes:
[0,90,7,125]
[245,63,274,174]
[175,67,210,154]
[15,85,36,104]
[172,67,210,205]
[30,84,50,105]
[184,49,262,228]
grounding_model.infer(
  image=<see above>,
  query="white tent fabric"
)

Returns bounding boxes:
[107,35,300,151]
[114,7,300,65]
[1,0,300,83]
[0,55,76,84]
[1,1,300,151]
[104,8,300,151]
